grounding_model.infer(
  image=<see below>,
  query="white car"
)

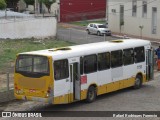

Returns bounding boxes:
[86,23,111,36]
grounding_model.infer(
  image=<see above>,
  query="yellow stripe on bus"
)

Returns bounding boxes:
[53,74,146,104]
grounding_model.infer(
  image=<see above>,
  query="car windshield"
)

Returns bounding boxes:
[98,25,107,28]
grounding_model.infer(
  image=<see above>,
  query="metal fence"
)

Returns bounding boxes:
[0,72,13,92]
[0,70,15,103]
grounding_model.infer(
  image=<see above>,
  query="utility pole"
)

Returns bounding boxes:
[106,0,109,22]
[34,0,39,15]
[139,25,144,39]
[5,8,7,19]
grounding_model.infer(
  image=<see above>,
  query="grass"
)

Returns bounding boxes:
[70,20,106,27]
[0,39,75,73]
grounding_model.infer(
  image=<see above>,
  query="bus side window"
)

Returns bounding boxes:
[123,48,134,65]
[111,50,123,68]
[134,47,145,63]
[54,59,69,80]
[80,57,83,75]
[98,52,110,70]
[84,54,97,74]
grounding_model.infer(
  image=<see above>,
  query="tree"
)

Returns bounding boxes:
[23,0,35,6]
[0,0,6,10]
[39,0,55,13]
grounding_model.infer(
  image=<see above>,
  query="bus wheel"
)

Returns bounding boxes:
[134,75,142,89]
[86,86,96,103]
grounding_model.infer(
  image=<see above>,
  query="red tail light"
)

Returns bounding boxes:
[47,87,51,93]
[15,83,18,90]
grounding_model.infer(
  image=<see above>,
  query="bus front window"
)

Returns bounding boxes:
[16,55,49,77]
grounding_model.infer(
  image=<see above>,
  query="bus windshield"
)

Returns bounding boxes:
[15,55,49,77]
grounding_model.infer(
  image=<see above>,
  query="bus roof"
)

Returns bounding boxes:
[19,39,151,60]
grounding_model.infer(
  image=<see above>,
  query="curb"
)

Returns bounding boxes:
[111,34,160,45]
[107,34,160,45]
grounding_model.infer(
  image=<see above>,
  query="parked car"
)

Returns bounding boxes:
[6,8,14,11]
[86,23,111,36]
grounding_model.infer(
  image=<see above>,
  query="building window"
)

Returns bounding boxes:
[134,47,145,63]
[152,7,157,34]
[111,9,116,15]
[111,50,123,68]
[132,0,137,17]
[123,48,134,65]
[84,55,97,74]
[120,5,124,26]
[142,1,147,18]
[98,52,110,71]
[54,59,69,80]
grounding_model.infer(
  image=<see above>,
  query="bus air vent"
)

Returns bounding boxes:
[48,47,71,52]
[110,40,123,43]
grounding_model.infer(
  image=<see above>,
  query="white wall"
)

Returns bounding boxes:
[0,17,57,39]
[108,0,160,39]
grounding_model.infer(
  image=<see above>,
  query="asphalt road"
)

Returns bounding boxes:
[57,28,117,44]
[57,26,159,49]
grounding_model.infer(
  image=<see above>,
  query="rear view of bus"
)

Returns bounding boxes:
[14,54,53,103]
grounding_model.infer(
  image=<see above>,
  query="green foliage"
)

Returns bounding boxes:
[39,0,55,13]
[0,0,6,10]
[23,0,35,5]
[0,39,75,73]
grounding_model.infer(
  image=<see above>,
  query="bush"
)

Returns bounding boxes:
[0,0,6,10]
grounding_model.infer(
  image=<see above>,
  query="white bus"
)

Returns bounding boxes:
[14,39,154,104]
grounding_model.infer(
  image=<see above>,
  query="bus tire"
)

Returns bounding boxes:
[86,86,96,103]
[134,75,142,89]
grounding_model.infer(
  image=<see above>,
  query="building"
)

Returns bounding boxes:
[107,0,160,40]
[60,0,106,22]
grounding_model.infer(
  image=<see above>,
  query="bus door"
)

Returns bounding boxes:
[54,59,70,104]
[69,57,81,101]
[146,49,154,80]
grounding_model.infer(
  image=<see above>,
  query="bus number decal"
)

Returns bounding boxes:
[81,75,87,84]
